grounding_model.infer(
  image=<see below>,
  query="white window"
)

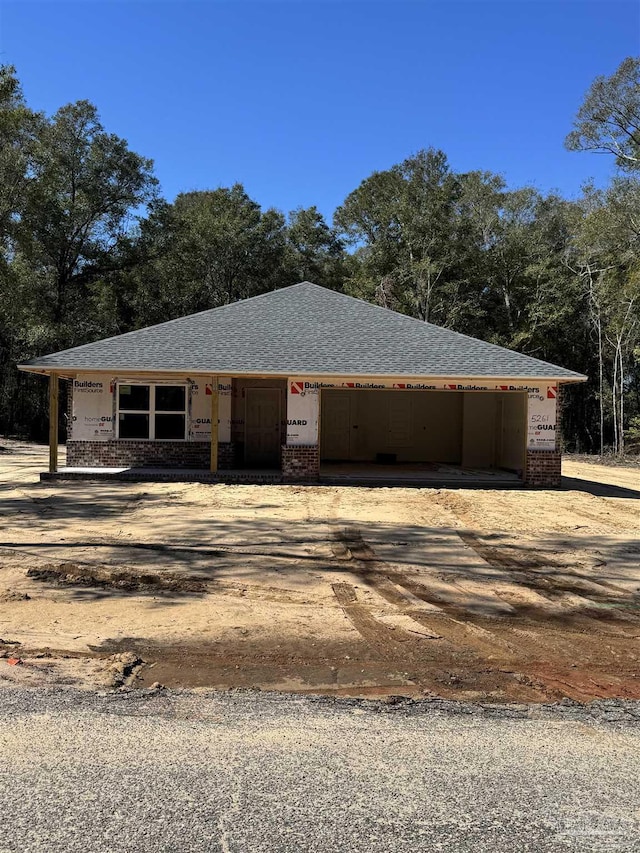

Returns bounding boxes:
[117,384,187,441]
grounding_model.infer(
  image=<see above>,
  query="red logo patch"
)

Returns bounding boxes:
[290,382,304,395]
[445,384,457,390]
[205,384,212,395]
[547,386,557,399]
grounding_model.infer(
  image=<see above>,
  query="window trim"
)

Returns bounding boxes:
[116,383,188,441]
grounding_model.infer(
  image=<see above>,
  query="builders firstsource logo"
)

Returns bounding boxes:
[200,383,232,395]
[445,383,489,391]
[496,384,541,393]
[74,380,104,393]
[341,381,386,389]
[393,382,437,390]
[290,381,338,395]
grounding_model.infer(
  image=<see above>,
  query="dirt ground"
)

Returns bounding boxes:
[1,440,639,702]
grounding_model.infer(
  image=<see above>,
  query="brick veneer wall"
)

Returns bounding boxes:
[281,444,319,480]
[217,442,238,469]
[66,440,236,469]
[524,449,562,487]
[523,384,563,487]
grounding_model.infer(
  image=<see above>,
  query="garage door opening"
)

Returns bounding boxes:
[320,389,526,485]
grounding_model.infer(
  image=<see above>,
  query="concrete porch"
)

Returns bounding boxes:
[40,467,286,484]
[319,462,523,488]
[40,461,522,488]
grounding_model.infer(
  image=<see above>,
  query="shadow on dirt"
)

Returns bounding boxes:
[560,476,640,499]
[3,514,639,626]
[1,466,638,635]
[0,480,182,512]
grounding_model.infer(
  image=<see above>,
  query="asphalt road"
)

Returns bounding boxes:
[1,688,639,853]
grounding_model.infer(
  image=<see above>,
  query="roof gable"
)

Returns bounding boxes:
[20,281,586,381]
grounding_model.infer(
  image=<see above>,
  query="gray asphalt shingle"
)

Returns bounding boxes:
[20,282,586,380]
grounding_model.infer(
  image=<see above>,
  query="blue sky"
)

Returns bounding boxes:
[1,0,638,221]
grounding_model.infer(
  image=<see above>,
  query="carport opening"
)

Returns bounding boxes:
[320,389,526,481]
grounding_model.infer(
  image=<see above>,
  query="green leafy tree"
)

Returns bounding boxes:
[563,180,640,453]
[566,57,640,171]
[17,100,158,331]
[0,77,158,439]
[335,148,464,324]
[0,67,44,437]
[455,174,588,373]
[129,185,288,324]
[284,206,346,290]
[0,66,40,263]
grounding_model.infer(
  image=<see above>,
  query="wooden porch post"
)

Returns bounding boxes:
[49,372,59,473]
[210,375,219,473]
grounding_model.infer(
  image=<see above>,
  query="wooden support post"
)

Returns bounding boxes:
[49,372,59,473]
[210,375,219,473]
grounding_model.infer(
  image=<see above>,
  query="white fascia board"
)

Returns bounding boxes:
[19,365,588,383]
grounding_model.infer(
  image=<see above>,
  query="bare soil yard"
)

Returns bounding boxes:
[1,441,639,702]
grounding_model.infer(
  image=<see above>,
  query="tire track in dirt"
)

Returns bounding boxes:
[436,490,640,619]
[329,525,640,701]
[330,581,538,699]
[331,581,424,664]
[458,531,640,616]
[329,527,553,701]
[451,532,640,699]
[266,487,534,694]
[333,527,518,657]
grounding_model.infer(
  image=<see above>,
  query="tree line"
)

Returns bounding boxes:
[1,59,638,453]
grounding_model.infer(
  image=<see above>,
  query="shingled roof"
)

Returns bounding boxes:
[20,282,586,381]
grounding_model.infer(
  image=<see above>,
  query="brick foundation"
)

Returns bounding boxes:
[524,449,562,487]
[217,442,238,470]
[281,444,319,480]
[66,440,236,470]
